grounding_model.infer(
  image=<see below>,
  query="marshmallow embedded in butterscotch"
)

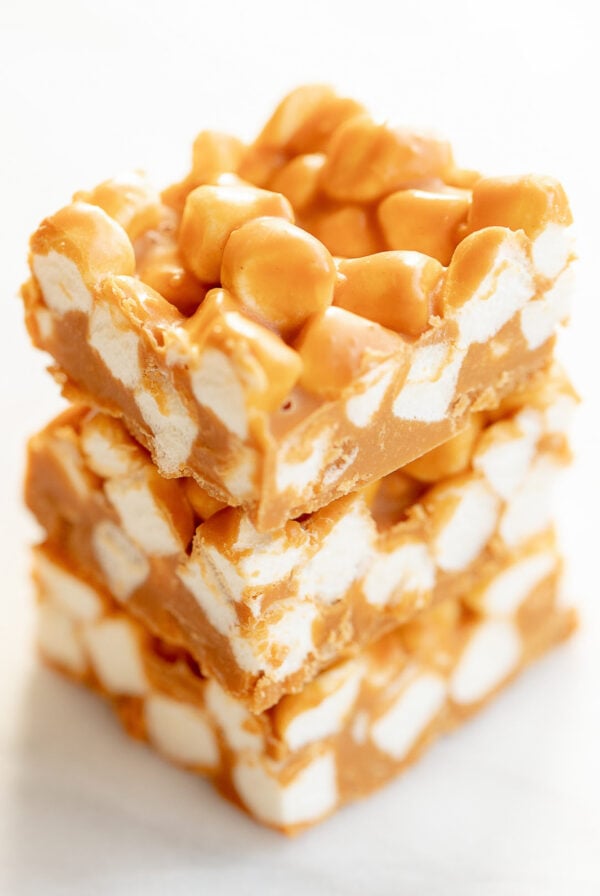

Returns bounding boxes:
[221,216,336,337]
[308,205,380,258]
[295,305,407,398]
[179,183,294,284]
[73,173,163,242]
[441,226,529,311]
[321,115,454,203]
[137,235,207,315]
[334,252,445,337]
[378,188,471,265]
[191,131,245,184]
[468,175,573,238]
[255,84,366,155]
[30,203,135,318]
[31,202,136,281]
[269,154,325,212]
[185,289,303,413]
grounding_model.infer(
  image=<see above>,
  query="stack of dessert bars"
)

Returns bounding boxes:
[21,86,577,833]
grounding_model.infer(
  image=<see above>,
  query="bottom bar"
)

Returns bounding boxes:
[34,539,575,834]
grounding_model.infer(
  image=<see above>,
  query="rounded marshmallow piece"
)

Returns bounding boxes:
[321,115,453,203]
[233,752,338,828]
[144,694,219,769]
[335,251,444,337]
[450,620,521,705]
[221,216,336,337]
[179,183,293,284]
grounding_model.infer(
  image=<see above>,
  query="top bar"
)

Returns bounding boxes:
[22,85,574,530]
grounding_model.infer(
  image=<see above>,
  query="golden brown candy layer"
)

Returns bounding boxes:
[35,540,575,834]
[23,86,574,530]
[25,365,575,711]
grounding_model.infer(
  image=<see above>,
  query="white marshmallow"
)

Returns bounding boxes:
[235,521,308,590]
[432,480,500,572]
[89,302,141,388]
[53,439,94,499]
[275,429,332,495]
[35,307,54,340]
[370,671,446,760]
[204,679,264,752]
[450,620,521,705]
[144,695,219,769]
[237,599,318,680]
[363,542,435,607]
[233,752,337,828]
[105,477,182,556]
[531,223,573,281]
[135,382,198,474]
[478,551,557,615]
[221,449,256,502]
[295,504,375,605]
[35,551,103,622]
[451,237,534,348]
[474,423,538,502]
[281,662,362,750]
[346,363,395,428]
[543,395,577,435]
[520,265,574,350]
[499,456,562,548]
[177,557,237,637]
[32,250,92,316]
[92,521,149,600]
[393,343,465,423]
[83,617,147,695]
[81,424,139,478]
[37,603,88,674]
[351,710,369,745]
[191,348,248,441]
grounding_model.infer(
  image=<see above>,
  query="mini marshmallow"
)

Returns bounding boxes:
[233,752,338,828]
[145,695,219,768]
[83,617,147,696]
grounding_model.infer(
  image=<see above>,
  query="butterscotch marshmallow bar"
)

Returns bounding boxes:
[21,86,574,530]
[35,539,575,834]
[25,365,575,712]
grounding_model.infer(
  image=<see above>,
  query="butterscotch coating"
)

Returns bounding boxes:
[334,252,445,337]
[378,188,471,265]
[255,83,366,155]
[321,115,454,203]
[137,237,207,315]
[31,201,135,284]
[441,226,527,311]
[191,131,245,184]
[221,216,336,337]
[269,154,325,212]
[182,479,226,521]
[179,183,294,284]
[468,175,573,238]
[404,415,484,482]
[73,173,163,242]
[22,86,576,532]
[295,305,407,398]
[185,288,303,411]
[308,205,380,258]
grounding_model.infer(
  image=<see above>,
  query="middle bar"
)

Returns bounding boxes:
[25,364,574,712]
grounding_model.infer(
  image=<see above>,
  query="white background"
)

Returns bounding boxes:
[1,1,599,893]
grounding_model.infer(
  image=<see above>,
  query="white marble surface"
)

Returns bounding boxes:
[1,2,599,893]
